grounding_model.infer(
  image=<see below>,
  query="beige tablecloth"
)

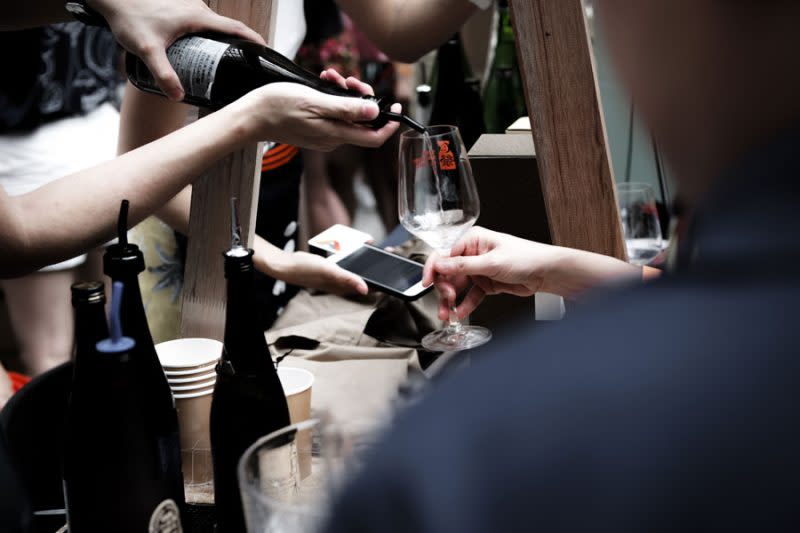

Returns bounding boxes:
[266,287,440,439]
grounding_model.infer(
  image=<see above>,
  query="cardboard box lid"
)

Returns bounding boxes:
[469,133,536,158]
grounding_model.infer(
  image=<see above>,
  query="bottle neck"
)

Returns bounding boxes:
[73,301,109,360]
[493,8,517,69]
[222,257,273,375]
[106,271,155,350]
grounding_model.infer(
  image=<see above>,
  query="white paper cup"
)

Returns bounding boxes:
[277,367,314,424]
[156,338,222,370]
[167,371,217,385]
[170,378,216,392]
[173,367,315,495]
[164,362,217,377]
[278,367,314,478]
[174,387,214,490]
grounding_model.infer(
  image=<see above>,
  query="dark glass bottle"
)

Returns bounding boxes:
[483,0,527,133]
[63,282,183,532]
[210,199,291,533]
[429,33,487,149]
[69,281,108,388]
[126,33,424,132]
[102,201,185,510]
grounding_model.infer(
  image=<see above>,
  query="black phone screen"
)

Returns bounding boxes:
[336,246,423,292]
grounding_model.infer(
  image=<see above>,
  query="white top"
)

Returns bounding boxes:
[273,0,307,59]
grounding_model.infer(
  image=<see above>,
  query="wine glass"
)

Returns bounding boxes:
[616,183,664,265]
[398,125,492,352]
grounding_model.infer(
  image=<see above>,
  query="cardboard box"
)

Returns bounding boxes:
[467,134,551,328]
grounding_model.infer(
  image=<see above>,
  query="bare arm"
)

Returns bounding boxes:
[0,99,251,277]
[336,0,478,63]
[1,78,400,278]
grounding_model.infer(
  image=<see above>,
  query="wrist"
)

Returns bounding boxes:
[252,237,293,280]
[538,244,572,295]
[228,91,276,145]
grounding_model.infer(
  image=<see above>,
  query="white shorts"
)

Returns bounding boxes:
[0,103,120,271]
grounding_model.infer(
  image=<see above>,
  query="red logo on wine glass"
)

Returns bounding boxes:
[438,141,457,171]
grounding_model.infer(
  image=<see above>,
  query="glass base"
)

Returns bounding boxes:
[421,325,492,352]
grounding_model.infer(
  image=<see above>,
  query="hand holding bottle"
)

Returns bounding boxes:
[230,78,402,151]
[90,0,265,100]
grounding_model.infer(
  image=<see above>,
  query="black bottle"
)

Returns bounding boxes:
[63,282,183,532]
[102,201,185,510]
[126,33,426,133]
[429,33,487,149]
[210,199,291,533]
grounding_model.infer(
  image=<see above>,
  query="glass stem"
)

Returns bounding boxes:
[447,305,463,333]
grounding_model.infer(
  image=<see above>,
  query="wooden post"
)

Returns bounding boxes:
[509,0,626,259]
[180,0,277,339]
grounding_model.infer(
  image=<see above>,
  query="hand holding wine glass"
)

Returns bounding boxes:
[398,125,491,351]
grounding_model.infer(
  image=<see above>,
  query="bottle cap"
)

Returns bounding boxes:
[71,281,106,306]
[103,200,145,277]
[96,282,136,355]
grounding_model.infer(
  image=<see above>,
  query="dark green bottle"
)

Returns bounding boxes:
[483,0,527,133]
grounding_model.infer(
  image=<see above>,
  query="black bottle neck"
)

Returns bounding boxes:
[103,244,155,349]
[222,251,274,375]
[73,300,109,361]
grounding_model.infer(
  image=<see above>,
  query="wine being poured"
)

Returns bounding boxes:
[126,33,426,133]
[398,125,492,351]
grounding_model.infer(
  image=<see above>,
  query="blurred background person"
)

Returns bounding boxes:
[0,22,121,376]
[323,0,800,531]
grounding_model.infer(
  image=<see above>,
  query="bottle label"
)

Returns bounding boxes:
[166,36,230,99]
[149,498,183,533]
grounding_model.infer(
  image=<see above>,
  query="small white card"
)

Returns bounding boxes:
[308,224,374,257]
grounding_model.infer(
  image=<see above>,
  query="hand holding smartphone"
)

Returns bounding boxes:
[309,225,431,301]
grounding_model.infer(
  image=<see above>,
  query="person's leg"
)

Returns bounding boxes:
[0,269,77,376]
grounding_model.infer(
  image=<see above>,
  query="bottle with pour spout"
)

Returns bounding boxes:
[210,198,292,532]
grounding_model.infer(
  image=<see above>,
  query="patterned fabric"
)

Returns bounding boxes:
[128,217,183,344]
[0,23,120,133]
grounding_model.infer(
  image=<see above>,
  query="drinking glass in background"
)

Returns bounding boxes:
[616,183,664,266]
[238,418,353,533]
[398,125,491,352]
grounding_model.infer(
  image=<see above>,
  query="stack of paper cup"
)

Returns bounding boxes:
[156,338,316,502]
[156,338,222,496]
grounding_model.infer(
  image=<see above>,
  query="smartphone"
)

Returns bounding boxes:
[330,244,431,301]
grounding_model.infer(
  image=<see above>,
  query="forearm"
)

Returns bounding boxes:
[0,105,253,278]
[337,0,477,62]
[545,247,644,298]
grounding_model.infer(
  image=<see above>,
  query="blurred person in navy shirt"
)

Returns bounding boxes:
[324,1,800,531]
